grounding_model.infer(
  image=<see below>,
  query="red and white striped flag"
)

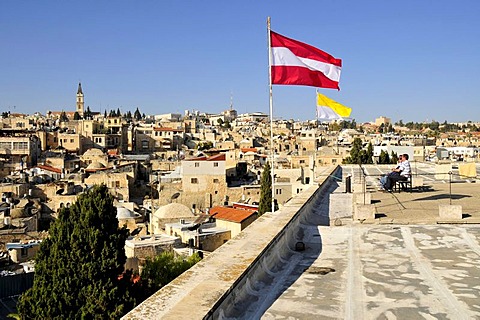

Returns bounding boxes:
[270,31,342,89]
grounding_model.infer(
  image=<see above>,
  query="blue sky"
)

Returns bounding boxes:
[1,1,479,123]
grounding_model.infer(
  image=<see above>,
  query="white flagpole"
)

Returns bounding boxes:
[267,17,275,213]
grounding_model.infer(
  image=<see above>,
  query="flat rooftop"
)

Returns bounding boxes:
[263,164,480,319]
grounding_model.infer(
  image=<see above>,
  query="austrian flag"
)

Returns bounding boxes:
[270,31,342,90]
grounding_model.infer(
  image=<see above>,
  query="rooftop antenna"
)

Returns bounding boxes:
[230,91,234,110]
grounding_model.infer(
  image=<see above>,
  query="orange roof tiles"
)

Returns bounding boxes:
[209,206,257,223]
[37,164,62,174]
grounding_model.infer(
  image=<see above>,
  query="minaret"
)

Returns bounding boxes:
[76,82,84,115]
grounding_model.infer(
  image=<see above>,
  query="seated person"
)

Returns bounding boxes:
[381,154,411,191]
[380,159,401,187]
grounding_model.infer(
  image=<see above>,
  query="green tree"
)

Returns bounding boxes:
[138,252,200,300]
[197,141,213,151]
[73,111,81,120]
[258,161,275,215]
[343,138,363,164]
[364,142,374,164]
[60,111,69,122]
[104,110,107,118]
[328,122,341,132]
[378,150,390,164]
[84,106,92,120]
[390,151,399,164]
[116,108,121,117]
[18,185,134,319]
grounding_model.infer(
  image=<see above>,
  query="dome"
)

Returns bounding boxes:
[83,148,105,157]
[116,207,137,220]
[86,161,106,170]
[154,203,194,219]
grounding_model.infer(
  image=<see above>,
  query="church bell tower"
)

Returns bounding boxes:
[76,82,84,115]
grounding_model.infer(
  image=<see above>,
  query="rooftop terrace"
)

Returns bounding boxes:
[124,163,480,319]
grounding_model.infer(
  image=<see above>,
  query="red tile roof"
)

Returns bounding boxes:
[206,153,226,161]
[37,164,62,174]
[153,127,183,132]
[209,206,257,223]
[186,153,226,162]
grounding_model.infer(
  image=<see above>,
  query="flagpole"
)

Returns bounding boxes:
[267,16,275,213]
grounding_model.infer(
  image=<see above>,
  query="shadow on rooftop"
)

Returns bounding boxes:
[412,194,472,201]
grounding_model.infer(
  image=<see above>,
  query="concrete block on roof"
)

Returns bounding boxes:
[353,192,371,205]
[435,164,452,180]
[439,204,462,220]
[352,183,365,193]
[353,203,375,221]
[412,177,424,188]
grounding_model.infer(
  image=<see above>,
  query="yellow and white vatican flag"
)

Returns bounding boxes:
[316,92,352,120]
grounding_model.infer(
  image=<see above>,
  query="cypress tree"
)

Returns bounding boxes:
[365,142,374,164]
[18,184,134,319]
[258,161,273,215]
[134,108,141,121]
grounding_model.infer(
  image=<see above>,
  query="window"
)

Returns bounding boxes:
[142,140,149,149]
[276,189,282,195]
[213,162,219,167]
[332,159,337,164]
[70,139,74,143]
[300,160,305,164]
[194,162,199,167]
[21,247,28,257]
[213,178,219,183]
[115,181,120,188]
[13,142,28,150]
[191,178,198,184]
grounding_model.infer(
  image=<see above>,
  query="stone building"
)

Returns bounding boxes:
[150,203,196,234]
[181,153,228,210]
[6,240,42,263]
[0,131,41,177]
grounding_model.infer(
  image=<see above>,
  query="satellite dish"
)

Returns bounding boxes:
[56,188,64,195]
[171,193,180,200]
